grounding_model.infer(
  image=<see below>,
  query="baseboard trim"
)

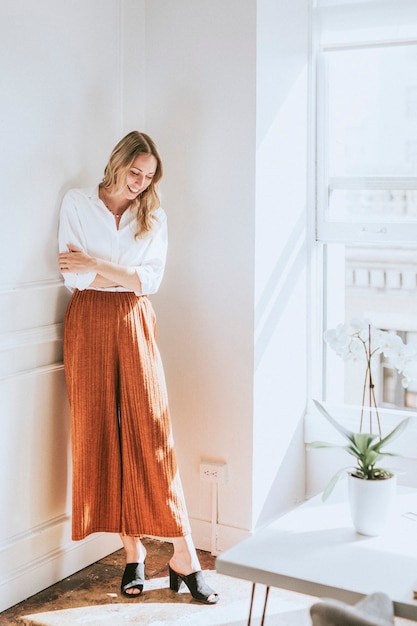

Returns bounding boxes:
[189,517,251,556]
[0,533,122,613]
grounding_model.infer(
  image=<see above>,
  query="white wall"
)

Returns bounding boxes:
[142,0,257,550]
[253,0,308,529]
[0,0,142,611]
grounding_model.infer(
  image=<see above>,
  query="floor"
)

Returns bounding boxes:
[2,539,416,626]
[0,539,215,626]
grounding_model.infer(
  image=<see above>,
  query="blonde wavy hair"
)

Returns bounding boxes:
[101,131,163,238]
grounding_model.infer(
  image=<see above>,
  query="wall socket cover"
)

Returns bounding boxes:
[199,462,227,484]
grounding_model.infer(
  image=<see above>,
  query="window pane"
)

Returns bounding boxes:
[328,186,417,221]
[324,243,417,411]
[317,2,417,48]
[325,44,417,221]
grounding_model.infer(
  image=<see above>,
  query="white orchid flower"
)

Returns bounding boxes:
[324,317,417,388]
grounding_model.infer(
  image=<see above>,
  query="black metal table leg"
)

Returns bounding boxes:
[247,583,270,625]
[261,586,270,625]
[247,583,256,625]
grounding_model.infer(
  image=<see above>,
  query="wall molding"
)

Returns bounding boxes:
[0,319,64,382]
[0,278,69,340]
[0,513,69,552]
[0,528,121,613]
[0,363,64,384]
[0,278,64,295]
[0,323,63,351]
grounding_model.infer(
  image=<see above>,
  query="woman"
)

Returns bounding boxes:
[58,131,218,604]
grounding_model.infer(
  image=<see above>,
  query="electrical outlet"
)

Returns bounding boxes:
[200,462,227,484]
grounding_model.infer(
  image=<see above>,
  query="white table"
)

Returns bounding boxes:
[216,487,417,624]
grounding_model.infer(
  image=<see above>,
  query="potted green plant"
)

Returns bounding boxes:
[308,318,416,535]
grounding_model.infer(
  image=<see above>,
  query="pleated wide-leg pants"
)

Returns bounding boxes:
[63,289,191,541]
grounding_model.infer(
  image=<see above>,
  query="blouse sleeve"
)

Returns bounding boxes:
[134,209,168,295]
[58,190,97,291]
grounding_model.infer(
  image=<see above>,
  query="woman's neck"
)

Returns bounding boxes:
[99,185,131,218]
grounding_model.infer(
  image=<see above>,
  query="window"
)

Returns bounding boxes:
[313,0,417,415]
[381,331,417,409]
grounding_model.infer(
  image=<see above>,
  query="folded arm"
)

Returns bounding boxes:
[58,245,142,292]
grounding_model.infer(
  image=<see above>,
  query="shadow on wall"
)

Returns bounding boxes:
[255,417,306,530]
[255,211,307,370]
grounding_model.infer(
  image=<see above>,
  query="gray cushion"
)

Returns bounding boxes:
[310,592,394,626]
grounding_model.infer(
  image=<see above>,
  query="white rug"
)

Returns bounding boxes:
[21,571,315,626]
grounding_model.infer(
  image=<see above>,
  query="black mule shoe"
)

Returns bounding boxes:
[169,565,219,604]
[121,562,145,597]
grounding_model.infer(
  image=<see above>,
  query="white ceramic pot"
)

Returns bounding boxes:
[348,473,397,536]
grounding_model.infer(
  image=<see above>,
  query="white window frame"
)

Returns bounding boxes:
[316,38,417,245]
[308,0,417,422]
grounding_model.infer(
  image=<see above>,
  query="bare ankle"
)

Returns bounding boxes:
[120,535,147,563]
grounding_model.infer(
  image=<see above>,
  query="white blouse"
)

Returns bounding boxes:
[58,187,168,296]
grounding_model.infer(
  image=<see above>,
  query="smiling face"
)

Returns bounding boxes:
[123,153,157,200]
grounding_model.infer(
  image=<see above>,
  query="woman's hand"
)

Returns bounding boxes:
[59,244,142,292]
[58,244,96,274]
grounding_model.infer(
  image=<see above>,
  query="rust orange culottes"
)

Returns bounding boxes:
[63,289,191,541]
